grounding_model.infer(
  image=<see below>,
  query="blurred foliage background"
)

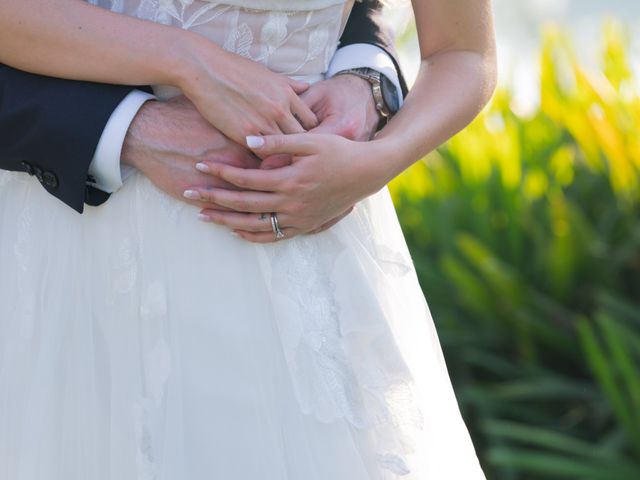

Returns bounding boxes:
[390,20,640,479]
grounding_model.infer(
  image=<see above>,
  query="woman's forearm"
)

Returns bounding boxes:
[362,0,497,190]
[369,49,497,187]
[0,0,317,143]
[0,0,206,89]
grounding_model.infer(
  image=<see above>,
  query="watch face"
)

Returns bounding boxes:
[380,75,400,115]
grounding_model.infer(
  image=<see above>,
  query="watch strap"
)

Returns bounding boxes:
[335,68,393,125]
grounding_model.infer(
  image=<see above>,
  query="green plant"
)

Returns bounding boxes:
[391,21,640,479]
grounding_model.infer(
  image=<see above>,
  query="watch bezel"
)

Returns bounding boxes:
[379,74,400,116]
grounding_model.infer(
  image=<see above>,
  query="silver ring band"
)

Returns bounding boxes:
[270,213,285,240]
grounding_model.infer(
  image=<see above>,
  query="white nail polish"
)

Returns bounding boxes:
[195,163,209,173]
[198,214,210,222]
[184,190,200,200]
[246,135,265,148]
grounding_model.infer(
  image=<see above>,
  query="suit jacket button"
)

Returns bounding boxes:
[34,166,44,183]
[20,161,34,176]
[43,171,59,189]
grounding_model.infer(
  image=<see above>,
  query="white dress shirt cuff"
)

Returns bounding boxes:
[327,43,403,107]
[88,90,156,193]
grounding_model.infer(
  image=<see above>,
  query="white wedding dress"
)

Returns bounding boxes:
[0,1,485,479]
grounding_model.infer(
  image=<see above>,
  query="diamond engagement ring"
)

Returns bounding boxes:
[270,213,285,240]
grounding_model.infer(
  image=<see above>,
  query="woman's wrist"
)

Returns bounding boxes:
[352,139,403,197]
[373,138,411,183]
[160,30,214,94]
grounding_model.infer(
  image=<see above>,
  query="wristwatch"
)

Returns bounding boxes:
[335,67,400,128]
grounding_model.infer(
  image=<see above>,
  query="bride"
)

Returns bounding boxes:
[0,0,496,478]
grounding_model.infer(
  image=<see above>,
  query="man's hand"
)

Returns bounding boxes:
[303,74,380,141]
[121,95,261,209]
[259,74,379,170]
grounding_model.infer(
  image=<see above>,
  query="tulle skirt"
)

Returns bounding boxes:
[0,169,484,479]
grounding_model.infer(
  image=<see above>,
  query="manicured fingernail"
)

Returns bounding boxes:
[195,162,210,172]
[184,190,200,200]
[231,231,240,238]
[246,135,265,148]
[198,213,211,222]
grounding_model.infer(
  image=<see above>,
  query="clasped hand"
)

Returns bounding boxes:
[188,133,386,243]
[179,73,384,243]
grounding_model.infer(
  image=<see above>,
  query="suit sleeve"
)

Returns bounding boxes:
[339,0,409,97]
[0,64,140,213]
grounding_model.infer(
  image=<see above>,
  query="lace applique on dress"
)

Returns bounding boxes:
[256,231,424,475]
[135,281,173,480]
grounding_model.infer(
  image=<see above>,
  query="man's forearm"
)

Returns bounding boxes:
[87,90,155,193]
[0,64,137,212]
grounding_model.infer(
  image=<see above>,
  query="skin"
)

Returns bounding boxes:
[0,0,318,145]
[123,75,379,232]
[120,95,262,211]
[192,0,498,243]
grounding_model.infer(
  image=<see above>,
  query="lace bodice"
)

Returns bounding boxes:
[89,0,355,97]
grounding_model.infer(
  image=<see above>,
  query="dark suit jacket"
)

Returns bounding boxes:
[0,0,406,213]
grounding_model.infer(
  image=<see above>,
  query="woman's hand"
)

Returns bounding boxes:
[185,134,393,243]
[179,43,319,145]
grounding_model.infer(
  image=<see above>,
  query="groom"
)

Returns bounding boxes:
[0,1,407,217]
